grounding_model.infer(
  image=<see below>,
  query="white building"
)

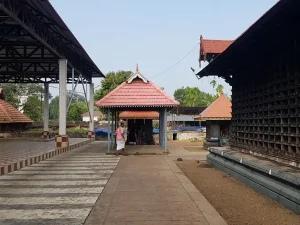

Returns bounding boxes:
[81,111,103,122]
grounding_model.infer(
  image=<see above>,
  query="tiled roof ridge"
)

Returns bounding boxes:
[94,81,127,106]
[0,100,13,122]
[148,81,180,105]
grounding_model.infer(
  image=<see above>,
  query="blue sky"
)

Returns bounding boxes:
[50,0,278,98]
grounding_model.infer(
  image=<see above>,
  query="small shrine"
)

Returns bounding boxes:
[95,65,179,152]
[0,88,32,137]
[194,92,231,149]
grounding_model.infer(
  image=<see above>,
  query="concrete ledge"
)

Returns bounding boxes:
[209,147,300,186]
[207,152,300,214]
[0,139,93,176]
[165,158,228,225]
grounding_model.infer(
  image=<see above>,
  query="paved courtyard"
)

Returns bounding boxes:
[0,138,88,168]
[85,147,226,225]
[0,142,120,225]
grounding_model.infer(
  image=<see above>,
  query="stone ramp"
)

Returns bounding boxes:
[0,142,120,225]
[85,155,227,225]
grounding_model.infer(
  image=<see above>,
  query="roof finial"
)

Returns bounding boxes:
[136,63,139,72]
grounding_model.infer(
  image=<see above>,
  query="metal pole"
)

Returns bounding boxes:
[81,78,92,122]
[67,74,81,113]
[72,68,75,91]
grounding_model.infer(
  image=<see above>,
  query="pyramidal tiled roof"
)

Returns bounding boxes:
[0,99,32,123]
[95,65,179,108]
[195,93,232,120]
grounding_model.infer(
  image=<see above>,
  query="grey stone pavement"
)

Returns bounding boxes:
[85,142,227,225]
[0,138,88,168]
[0,142,120,225]
[0,141,226,225]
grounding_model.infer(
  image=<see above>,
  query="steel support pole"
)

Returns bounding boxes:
[108,109,111,153]
[58,59,67,135]
[43,83,49,132]
[164,108,168,153]
[89,83,94,132]
[72,68,75,91]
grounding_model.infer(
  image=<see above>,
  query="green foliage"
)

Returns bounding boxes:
[49,95,89,121]
[173,86,215,107]
[49,96,59,120]
[94,70,132,101]
[67,101,88,121]
[23,96,43,121]
[0,83,48,121]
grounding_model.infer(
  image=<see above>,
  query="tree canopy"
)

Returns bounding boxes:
[174,86,215,107]
[0,83,46,121]
[49,95,89,121]
[94,70,132,101]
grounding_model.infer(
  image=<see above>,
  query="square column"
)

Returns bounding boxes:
[163,108,168,153]
[88,83,95,139]
[56,59,69,148]
[159,110,162,147]
[107,108,111,153]
[43,83,50,139]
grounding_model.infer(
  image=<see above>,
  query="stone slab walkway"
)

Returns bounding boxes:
[85,155,227,225]
[0,142,120,225]
[0,138,90,176]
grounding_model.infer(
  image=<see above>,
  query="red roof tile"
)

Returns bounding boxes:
[199,36,233,62]
[95,69,179,108]
[120,111,159,119]
[194,93,232,120]
[0,99,32,123]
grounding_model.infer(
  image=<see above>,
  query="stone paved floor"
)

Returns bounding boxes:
[0,142,120,225]
[0,138,88,167]
[85,152,226,224]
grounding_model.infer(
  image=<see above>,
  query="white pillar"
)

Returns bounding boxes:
[43,83,49,132]
[89,83,94,131]
[59,59,67,135]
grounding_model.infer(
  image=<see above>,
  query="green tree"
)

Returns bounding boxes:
[210,79,217,89]
[49,96,59,120]
[173,87,185,105]
[23,96,43,121]
[0,83,47,121]
[67,101,88,121]
[173,87,215,107]
[94,70,132,101]
[216,84,224,95]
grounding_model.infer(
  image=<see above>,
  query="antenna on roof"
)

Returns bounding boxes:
[136,63,139,72]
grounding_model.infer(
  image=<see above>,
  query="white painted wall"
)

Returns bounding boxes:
[82,116,99,122]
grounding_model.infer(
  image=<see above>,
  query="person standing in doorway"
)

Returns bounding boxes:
[115,122,125,156]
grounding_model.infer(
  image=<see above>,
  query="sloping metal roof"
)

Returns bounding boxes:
[0,0,104,83]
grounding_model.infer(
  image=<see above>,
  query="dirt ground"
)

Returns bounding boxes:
[177,160,300,225]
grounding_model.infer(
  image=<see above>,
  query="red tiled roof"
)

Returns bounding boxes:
[95,69,179,108]
[199,36,233,62]
[0,99,32,123]
[194,93,232,120]
[119,111,159,119]
[201,39,233,54]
